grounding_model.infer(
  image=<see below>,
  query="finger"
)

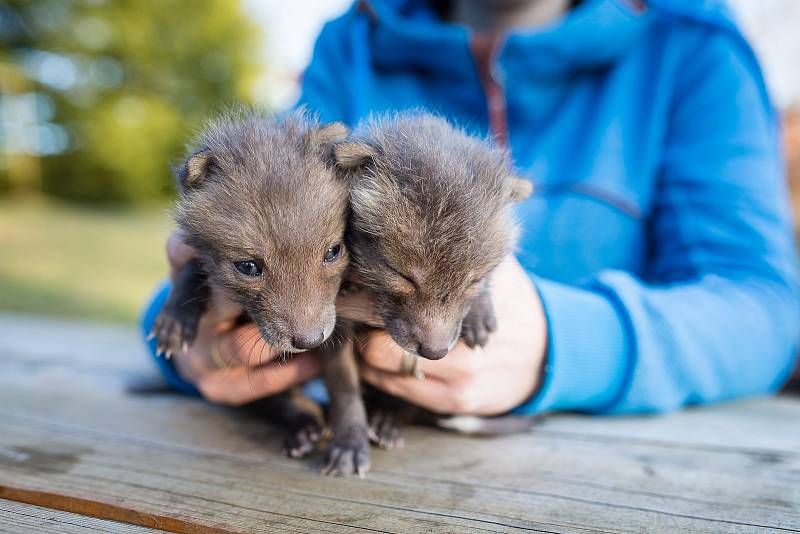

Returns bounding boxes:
[167,230,197,280]
[197,352,322,406]
[218,324,283,368]
[358,330,480,381]
[360,365,462,414]
[207,286,244,326]
[355,330,405,370]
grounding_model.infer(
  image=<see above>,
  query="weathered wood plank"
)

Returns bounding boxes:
[0,498,166,533]
[1,411,797,534]
[0,420,573,534]
[538,395,800,453]
[0,313,799,533]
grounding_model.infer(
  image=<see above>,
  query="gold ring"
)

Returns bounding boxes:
[399,351,425,380]
[210,337,228,369]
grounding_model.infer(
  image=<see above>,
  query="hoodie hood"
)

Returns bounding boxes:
[365,0,753,81]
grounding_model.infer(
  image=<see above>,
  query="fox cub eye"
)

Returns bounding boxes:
[234,260,262,276]
[323,243,342,263]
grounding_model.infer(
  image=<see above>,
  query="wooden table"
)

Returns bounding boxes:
[0,312,798,533]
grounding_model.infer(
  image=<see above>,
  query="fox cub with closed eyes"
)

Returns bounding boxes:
[331,112,533,447]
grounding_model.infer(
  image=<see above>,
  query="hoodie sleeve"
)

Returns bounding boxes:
[517,30,800,414]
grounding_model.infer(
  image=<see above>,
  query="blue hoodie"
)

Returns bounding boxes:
[296,0,800,413]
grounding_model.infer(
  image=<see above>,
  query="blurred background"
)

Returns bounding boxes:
[0,0,798,325]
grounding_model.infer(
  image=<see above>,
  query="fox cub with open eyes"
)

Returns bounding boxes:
[150,109,362,465]
[151,109,351,357]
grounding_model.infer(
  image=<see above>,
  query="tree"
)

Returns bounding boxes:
[0,0,261,204]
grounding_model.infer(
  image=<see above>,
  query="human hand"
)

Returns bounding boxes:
[357,255,547,415]
[164,231,322,405]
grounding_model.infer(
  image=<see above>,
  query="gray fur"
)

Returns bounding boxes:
[154,108,371,478]
[337,112,530,358]
[174,108,351,352]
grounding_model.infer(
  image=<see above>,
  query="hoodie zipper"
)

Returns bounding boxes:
[470,32,509,146]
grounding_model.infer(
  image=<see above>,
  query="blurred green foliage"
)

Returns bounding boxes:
[0,0,261,204]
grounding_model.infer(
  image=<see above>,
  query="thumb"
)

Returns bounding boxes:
[167,230,197,280]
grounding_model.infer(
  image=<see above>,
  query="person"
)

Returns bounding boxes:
[141,0,800,415]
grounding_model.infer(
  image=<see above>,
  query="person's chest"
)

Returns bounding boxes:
[354,23,682,284]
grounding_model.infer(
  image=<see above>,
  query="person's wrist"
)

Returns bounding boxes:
[529,287,549,399]
[514,277,629,414]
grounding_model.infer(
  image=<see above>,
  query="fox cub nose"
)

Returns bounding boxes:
[417,344,449,360]
[292,331,324,350]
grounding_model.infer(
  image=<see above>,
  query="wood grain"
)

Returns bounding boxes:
[0,498,166,533]
[0,313,798,533]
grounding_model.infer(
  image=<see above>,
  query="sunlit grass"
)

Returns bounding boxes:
[0,198,173,323]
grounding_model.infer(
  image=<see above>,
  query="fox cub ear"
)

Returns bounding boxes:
[508,176,533,202]
[332,142,376,170]
[176,148,214,191]
[315,122,349,145]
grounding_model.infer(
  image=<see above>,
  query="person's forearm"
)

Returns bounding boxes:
[518,272,800,415]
